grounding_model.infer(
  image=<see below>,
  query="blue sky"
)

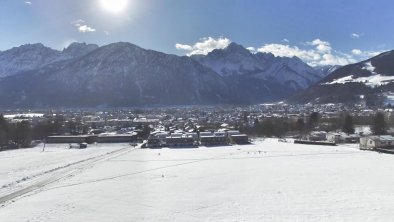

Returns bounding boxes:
[1,0,393,66]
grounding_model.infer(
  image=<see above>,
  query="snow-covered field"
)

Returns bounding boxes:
[0,143,127,193]
[1,139,394,221]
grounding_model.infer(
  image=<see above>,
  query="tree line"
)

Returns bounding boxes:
[0,114,83,149]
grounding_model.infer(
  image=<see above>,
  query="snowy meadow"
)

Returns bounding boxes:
[0,139,394,221]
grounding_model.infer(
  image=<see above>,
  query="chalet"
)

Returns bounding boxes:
[360,135,394,150]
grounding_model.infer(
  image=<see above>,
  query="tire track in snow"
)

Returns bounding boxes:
[0,146,135,205]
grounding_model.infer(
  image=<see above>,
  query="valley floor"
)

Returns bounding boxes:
[1,139,394,221]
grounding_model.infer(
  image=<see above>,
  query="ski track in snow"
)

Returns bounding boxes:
[0,144,134,205]
[1,139,394,221]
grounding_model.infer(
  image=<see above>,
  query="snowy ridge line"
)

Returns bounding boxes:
[0,146,136,206]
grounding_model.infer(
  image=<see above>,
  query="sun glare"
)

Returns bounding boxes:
[99,0,129,14]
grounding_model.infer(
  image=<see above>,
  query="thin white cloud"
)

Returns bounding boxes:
[25,1,32,5]
[71,19,96,33]
[282,38,290,43]
[351,33,361,39]
[175,44,193,51]
[258,39,356,66]
[175,37,231,56]
[258,44,320,60]
[351,49,384,58]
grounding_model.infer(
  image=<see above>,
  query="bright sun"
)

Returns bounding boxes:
[99,0,129,14]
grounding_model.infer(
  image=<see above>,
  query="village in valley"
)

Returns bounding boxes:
[4,103,394,220]
[1,102,394,152]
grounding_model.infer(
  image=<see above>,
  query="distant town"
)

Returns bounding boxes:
[1,102,394,152]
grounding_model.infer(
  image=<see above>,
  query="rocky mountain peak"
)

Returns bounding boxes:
[223,42,251,54]
[63,42,99,58]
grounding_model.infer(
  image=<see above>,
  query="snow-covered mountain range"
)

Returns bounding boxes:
[192,42,326,91]
[0,41,331,107]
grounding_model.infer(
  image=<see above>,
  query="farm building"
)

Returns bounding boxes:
[360,135,394,150]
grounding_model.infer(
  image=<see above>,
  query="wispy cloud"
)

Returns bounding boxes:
[175,37,231,56]
[350,33,361,39]
[71,19,96,33]
[351,48,384,57]
[24,1,32,5]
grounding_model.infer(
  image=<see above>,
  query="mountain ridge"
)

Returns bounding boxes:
[292,50,394,104]
[0,41,340,107]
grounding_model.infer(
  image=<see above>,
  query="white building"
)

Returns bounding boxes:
[360,135,394,150]
[327,132,360,144]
